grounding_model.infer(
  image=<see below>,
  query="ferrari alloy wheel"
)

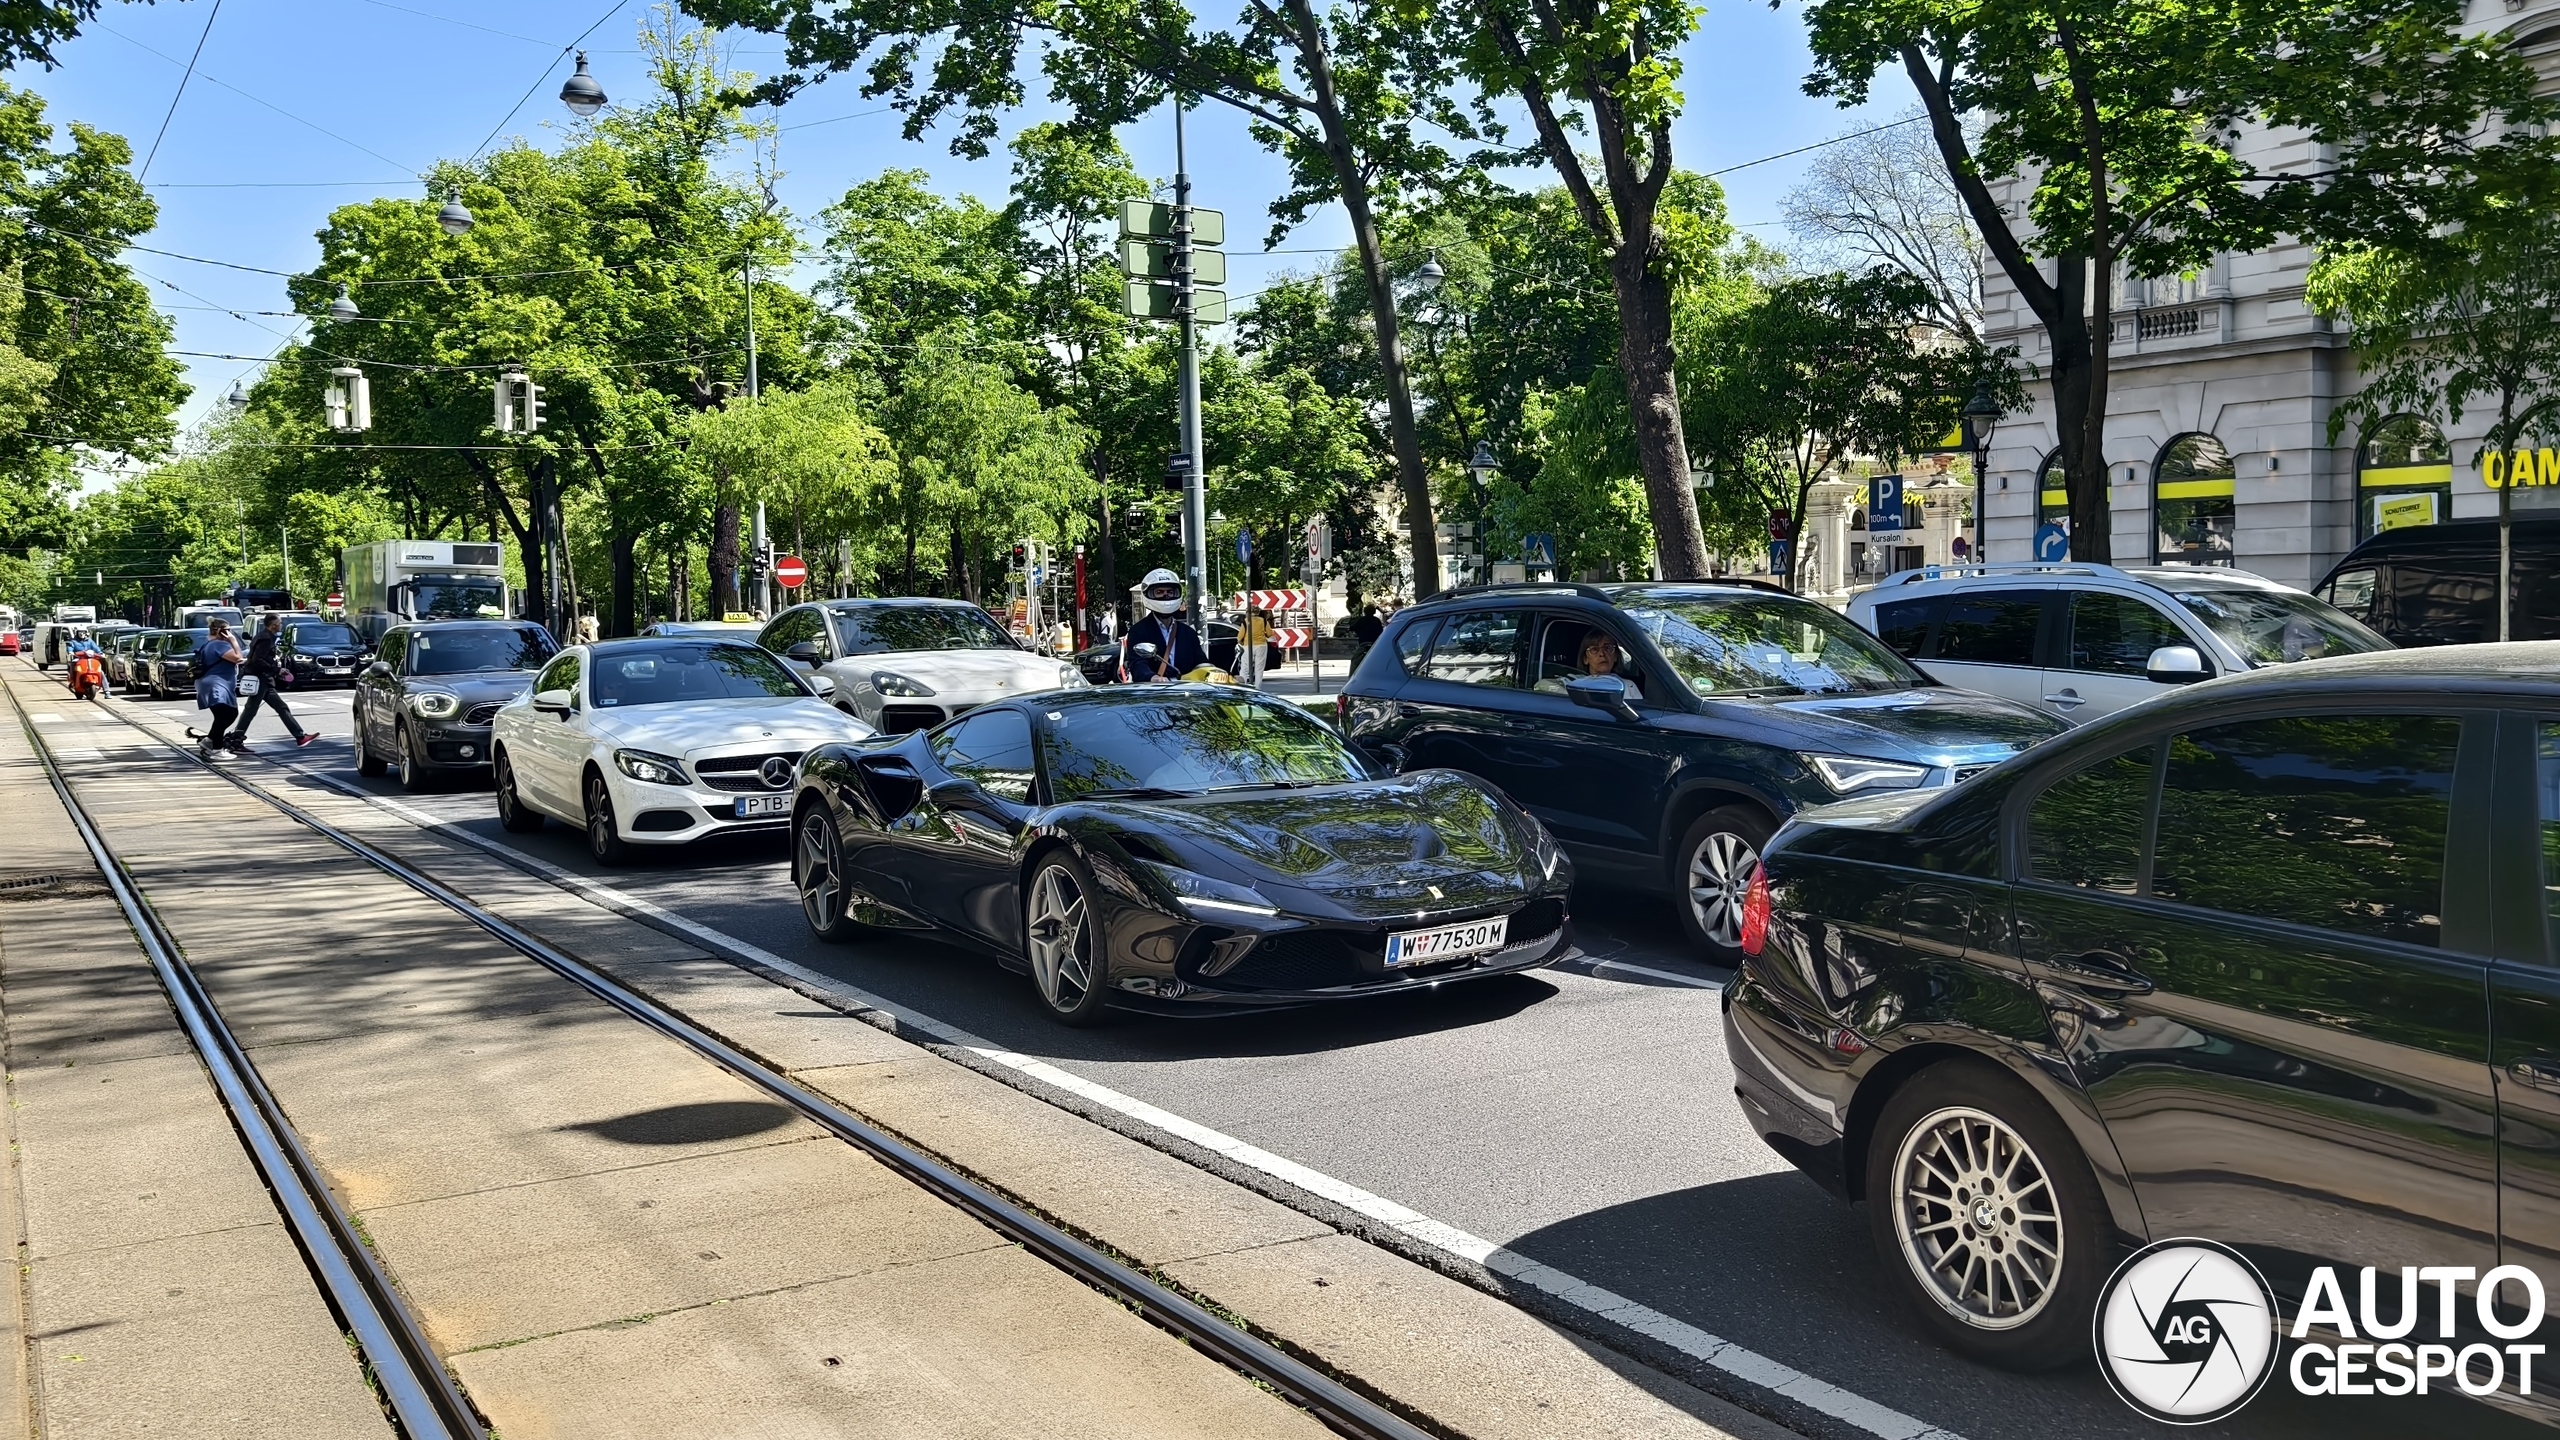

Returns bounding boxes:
[494,752,542,833]
[1676,806,1772,963]
[794,806,868,942]
[1867,1061,2108,1371]
[584,770,632,866]
[1024,855,1107,1026]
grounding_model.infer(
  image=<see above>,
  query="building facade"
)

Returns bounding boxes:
[1975,2,2560,586]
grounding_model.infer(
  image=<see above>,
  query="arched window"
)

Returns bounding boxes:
[2153,433,2236,566]
[2356,415,2450,540]
[2038,449,2070,531]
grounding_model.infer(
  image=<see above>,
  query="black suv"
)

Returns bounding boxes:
[1336,583,2065,960]
[353,621,555,789]
[1726,643,2560,1376]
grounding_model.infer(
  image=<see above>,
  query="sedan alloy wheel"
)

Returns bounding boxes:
[1890,1105,2064,1331]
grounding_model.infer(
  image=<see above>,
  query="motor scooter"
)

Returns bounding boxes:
[66,647,105,700]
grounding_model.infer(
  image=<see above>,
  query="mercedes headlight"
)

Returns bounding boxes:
[1806,754,1931,794]
[1134,858,1279,917]
[871,670,936,698]
[405,690,461,719]
[613,748,689,786]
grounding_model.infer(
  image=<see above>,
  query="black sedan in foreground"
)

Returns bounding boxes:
[1726,642,2560,1388]
[790,684,1573,1022]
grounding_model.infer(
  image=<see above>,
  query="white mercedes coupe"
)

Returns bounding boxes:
[489,636,875,864]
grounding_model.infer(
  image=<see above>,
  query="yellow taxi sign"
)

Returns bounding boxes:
[722,611,757,623]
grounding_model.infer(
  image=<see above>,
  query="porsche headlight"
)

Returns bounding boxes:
[1134,858,1278,917]
[1055,663,1089,688]
[871,670,936,698]
[405,690,461,719]
[613,748,689,786]
[1806,754,1931,794]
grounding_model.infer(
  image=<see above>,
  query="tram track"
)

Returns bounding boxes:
[10,679,1445,1440]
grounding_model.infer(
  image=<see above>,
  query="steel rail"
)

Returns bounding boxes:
[53,686,1443,1440]
[2,683,484,1440]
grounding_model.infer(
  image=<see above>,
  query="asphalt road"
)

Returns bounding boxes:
[86,674,2545,1440]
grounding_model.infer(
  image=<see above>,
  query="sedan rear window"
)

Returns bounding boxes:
[590,643,808,707]
[1043,695,1368,800]
[1622,597,1925,697]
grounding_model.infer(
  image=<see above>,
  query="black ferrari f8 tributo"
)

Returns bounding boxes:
[787,684,1574,1023]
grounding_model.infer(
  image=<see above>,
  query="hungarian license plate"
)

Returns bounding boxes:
[1385,914,1508,968]
[732,794,790,819]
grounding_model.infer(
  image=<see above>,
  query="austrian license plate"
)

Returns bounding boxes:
[1384,914,1509,968]
[732,794,790,819]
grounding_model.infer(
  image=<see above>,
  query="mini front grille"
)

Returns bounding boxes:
[463,702,505,726]
[694,752,806,792]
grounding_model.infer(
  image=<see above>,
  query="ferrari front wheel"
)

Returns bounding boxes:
[1024,854,1109,1026]
[794,805,872,943]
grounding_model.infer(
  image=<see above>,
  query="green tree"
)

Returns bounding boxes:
[1682,271,1995,592]
[874,338,1091,600]
[2308,211,2560,641]
[1420,0,1722,579]
[1803,0,2559,560]
[680,0,1464,594]
[682,379,898,594]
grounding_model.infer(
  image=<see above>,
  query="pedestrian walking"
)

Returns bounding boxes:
[1351,604,1383,667]
[1236,606,1272,688]
[191,619,246,760]
[233,613,317,751]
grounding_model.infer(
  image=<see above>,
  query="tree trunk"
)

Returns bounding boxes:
[609,530,636,638]
[1609,248,1710,579]
[670,549,689,622]
[2046,266,2109,562]
[1283,0,1441,598]
[709,497,740,615]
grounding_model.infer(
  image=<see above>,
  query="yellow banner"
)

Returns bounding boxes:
[2157,479,2236,500]
[2359,463,2451,490]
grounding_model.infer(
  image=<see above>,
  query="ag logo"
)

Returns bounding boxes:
[2094,1239,2276,1424]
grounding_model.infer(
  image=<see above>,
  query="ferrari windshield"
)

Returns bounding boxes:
[590,642,808,708]
[1042,694,1368,800]
[831,603,1012,655]
[1622,595,1926,697]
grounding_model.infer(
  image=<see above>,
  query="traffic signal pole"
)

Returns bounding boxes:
[1175,105,1208,627]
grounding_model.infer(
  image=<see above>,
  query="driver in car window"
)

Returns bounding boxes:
[1578,632,1642,699]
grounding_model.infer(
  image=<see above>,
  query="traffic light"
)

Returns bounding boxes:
[1011,543,1028,570]
[492,371,544,434]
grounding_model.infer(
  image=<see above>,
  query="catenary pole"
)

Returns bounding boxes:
[1176,104,1207,627]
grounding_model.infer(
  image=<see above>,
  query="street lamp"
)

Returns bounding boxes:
[560,52,608,117]
[1464,441,1498,585]
[1960,379,2003,481]
[436,197,475,236]
[224,379,249,413]
[1413,255,1445,297]
[329,284,360,323]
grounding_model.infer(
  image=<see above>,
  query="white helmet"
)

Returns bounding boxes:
[1138,568,1184,616]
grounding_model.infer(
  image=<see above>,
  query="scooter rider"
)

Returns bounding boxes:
[1119,568,1207,682]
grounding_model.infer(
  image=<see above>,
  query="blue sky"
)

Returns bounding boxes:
[23,0,1910,439]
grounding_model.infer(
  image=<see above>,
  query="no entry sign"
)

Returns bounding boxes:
[773,554,808,589]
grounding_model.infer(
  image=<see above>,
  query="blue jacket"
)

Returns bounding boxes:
[193,636,241,708]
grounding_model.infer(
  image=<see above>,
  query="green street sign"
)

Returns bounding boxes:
[1124,280,1228,323]
[1118,200,1224,246]
[1119,239,1226,285]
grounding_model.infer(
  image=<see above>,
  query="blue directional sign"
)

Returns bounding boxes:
[1236,528,1254,564]
[1868,474,1905,534]
[1522,532,1557,567]
[2033,521,2071,563]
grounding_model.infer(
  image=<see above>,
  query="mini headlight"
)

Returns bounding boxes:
[1806,754,1932,794]
[406,690,461,719]
[614,748,690,786]
[1134,858,1279,917]
[871,670,936,698]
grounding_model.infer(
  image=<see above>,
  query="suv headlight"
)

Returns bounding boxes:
[1134,858,1279,917]
[1055,663,1088,688]
[871,670,936,698]
[406,690,461,719]
[613,748,689,786]
[1806,754,1932,794]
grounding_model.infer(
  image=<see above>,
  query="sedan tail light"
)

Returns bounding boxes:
[1739,864,1771,957]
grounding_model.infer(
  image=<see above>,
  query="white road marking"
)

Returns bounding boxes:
[1580,957,1724,990]
[29,713,60,723]
[104,715,1962,1440]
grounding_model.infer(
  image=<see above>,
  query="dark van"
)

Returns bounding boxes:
[2313,515,2560,646]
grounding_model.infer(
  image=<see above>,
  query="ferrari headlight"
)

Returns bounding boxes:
[871,670,936,698]
[405,690,461,719]
[1134,859,1278,917]
[1806,754,1931,794]
[613,748,689,786]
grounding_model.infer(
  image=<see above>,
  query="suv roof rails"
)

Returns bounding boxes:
[1413,576,1799,608]
[1871,561,2133,589]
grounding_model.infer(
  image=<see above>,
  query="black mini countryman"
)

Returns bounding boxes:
[1725,642,2560,1375]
